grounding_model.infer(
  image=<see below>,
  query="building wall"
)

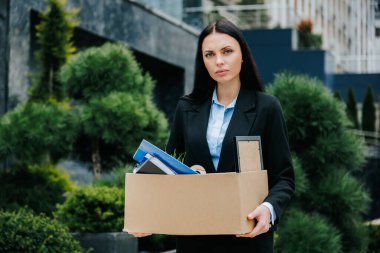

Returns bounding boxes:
[332,73,380,103]
[243,28,333,87]
[243,28,380,103]
[265,0,378,73]
[0,0,9,114]
[136,0,183,21]
[0,0,199,116]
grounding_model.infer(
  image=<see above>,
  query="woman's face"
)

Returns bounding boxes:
[202,32,243,86]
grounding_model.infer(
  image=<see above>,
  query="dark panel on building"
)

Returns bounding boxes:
[0,0,10,114]
[243,28,333,87]
[332,73,380,103]
[134,50,184,125]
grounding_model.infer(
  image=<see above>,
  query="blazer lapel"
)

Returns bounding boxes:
[187,98,216,173]
[217,88,257,172]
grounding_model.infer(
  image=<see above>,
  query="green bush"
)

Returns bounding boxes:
[346,86,360,129]
[54,186,124,232]
[268,72,369,253]
[0,102,78,164]
[0,163,73,216]
[333,90,343,101]
[60,43,153,101]
[362,85,376,132]
[308,170,369,223]
[59,43,169,176]
[267,74,365,176]
[368,224,380,253]
[292,155,309,198]
[0,208,82,252]
[275,209,342,253]
[76,92,168,169]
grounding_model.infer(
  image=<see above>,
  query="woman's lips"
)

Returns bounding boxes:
[216,70,228,76]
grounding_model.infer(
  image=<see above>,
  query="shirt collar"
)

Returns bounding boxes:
[212,88,237,109]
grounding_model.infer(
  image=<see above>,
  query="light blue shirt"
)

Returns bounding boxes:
[206,88,277,225]
[206,89,237,171]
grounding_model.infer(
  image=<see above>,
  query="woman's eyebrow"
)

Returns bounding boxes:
[203,46,232,53]
[220,46,232,50]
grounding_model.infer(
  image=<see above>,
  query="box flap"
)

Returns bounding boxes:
[236,137,263,172]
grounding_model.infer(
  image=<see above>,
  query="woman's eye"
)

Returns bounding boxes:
[205,53,214,58]
[223,49,233,55]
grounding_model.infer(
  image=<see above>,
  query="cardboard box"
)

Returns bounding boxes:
[123,139,268,235]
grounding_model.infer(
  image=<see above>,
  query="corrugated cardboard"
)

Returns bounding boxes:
[123,139,268,235]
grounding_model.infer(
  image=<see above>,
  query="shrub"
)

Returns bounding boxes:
[362,85,376,132]
[346,86,360,129]
[0,163,73,216]
[75,92,168,170]
[0,208,82,252]
[292,155,309,198]
[59,43,169,177]
[60,43,153,101]
[333,90,343,101]
[275,209,342,253]
[268,72,369,253]
[54,186,124,232]
[0,102,78,164]
[368,223,380,253]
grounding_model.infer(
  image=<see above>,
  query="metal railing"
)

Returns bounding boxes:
[352,129,380,158]
[336,55,380,73]
[184,3,380,74]
[184,3,301,29]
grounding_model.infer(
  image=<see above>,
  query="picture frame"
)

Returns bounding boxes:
[234,136,264,172]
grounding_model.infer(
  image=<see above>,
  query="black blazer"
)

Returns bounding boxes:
[166,87,295,253]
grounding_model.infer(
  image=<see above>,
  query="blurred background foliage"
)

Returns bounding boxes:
[0,0,379,252]
[268,72,370,253]
[0,208,83,252]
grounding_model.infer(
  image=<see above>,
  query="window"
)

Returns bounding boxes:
[376,27,380,37]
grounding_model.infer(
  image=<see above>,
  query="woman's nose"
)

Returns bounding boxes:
[216,55,224,66]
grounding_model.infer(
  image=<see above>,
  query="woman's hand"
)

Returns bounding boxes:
[127,232,152,238]
[236,204,271,238]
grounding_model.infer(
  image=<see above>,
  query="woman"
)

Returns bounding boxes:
[131,19,295,253]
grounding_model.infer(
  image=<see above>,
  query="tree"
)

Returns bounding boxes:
[333,90,343,101]
[29,0,78,101]
[59,43,169,178]
[362,85,376,132]
[0,102,78,165]
[268,73,369,253]
[346,86,360,129]
[0,0,79,216]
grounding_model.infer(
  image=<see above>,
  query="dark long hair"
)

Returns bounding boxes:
[186,19,264,103]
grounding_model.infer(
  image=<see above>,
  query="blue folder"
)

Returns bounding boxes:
[133,139,197,174]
